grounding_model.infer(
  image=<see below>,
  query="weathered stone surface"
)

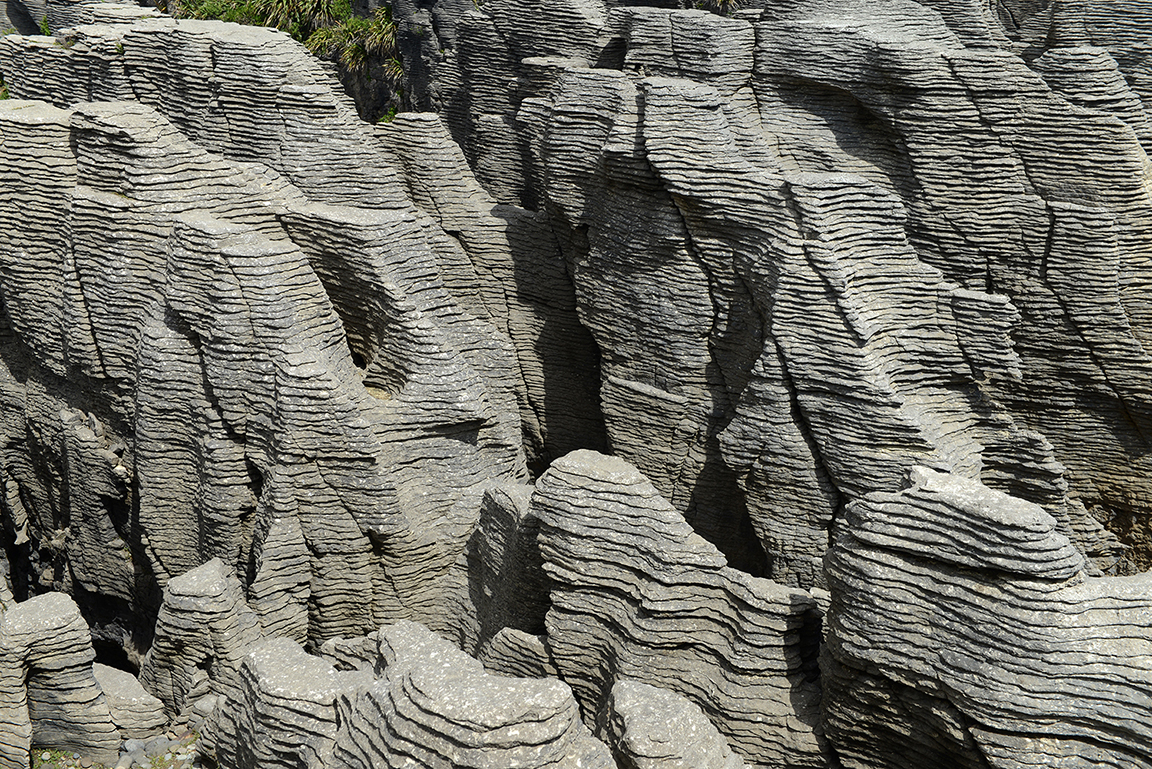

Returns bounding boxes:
[0,593,120,768]
[1,0,1151,766]
[138,559,262,719]
[468,483,550,649]
[477,628,559,681]
[606,679,745,769]
[0,58,533,657]
[824,467,1152,768]
[91,663,167,740]
[216,637,373,769]
[332,620,615,769]
[534,450,825,768]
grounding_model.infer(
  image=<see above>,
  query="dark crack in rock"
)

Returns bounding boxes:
[0,0,1150,766]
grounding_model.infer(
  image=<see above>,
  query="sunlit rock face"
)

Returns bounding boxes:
[0,0,1151,766]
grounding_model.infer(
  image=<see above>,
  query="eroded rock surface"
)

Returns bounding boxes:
[534,450,825,768]
[0,593,120,768]
[333,620,615,769]
[91,664,166,741]
[0,0,1151,767]
[824,467,1152,768]
[606,679,746,769]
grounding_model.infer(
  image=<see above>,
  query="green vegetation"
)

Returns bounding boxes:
[0,74,8,100]
[167,0,402,88]
[376,104,397,123]
[306,5,401,83]
[697,0,739,14]
[39,15,51,35]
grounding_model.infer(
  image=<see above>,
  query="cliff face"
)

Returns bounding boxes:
[0,0,1149,767]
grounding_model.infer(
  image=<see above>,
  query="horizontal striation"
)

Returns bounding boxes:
[332,620,615,769]
[825,467,1152,766]
[534,450,825,768]
[0,593,120,768]
[607,679,746,769]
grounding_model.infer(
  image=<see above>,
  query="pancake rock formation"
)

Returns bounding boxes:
[0,0,1149,766]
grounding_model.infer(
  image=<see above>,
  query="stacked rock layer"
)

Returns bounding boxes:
[0,0,1150,767]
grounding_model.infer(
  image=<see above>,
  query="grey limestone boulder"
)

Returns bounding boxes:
[606,679,745,769]
[214,620,617,769]
[138,559,262,719]
[91,663,167,740]
[0,592,120,768]
[216,637,373,769]
[332,620,615,769]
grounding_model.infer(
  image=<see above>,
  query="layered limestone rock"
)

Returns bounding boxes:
[0,63,532,656]
[477,627,559,681]
[138,559,261,720]
[215,637,373,769]
[824,467,1152,768]
[606,679,746,769]
[395,0,1152,587]
[1,0,1152,767]
[91,664,166,740]
[215,620,615,769]
[0,593,120,768]
[533,450,825,768]
[467,483,550,649]
[0,12,600,468]
[332,620,615,768]
[753,0,1152,569]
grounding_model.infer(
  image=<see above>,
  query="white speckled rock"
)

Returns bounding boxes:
[216,637,373,769]
[607,679,745,769]
[92,664,166,740]
[332,620,616,768]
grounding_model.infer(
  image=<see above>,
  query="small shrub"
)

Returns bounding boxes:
[164,0,404,114]
[696,0,738,15]
[305,5,401,85]
[39,15,51,35]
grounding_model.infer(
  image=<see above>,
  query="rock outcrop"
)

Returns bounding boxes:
[824,466,1152,768]
[91,664,166,741]
[333,620,615,769]
[215,636,372,769]
[215,620,615,769]
[534,450,825,768]
[0,593,120,768]
[606,679,746,769]
[0,0,1151,766]
[138,559,262,720]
